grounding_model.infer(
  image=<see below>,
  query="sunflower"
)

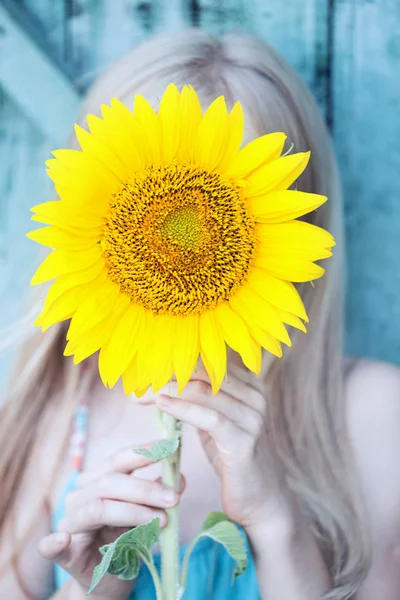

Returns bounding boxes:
[27,84,335,396]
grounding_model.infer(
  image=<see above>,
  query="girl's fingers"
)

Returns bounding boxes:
[66,473,180,512]
[38,531,71,561]
[190,363,264,408]
[155,474,186,493]
[159,381,265,436]
[76,442,167,488]
[60,499,167,533]
[156,395,252,449]
[138,369,266,416]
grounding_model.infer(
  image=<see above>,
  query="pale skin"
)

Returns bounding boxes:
[0,357,400,599]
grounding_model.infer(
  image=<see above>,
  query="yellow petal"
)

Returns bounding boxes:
[37,270,108,332]
[75,124,130,182]
[250,190,327,223]
[217,102,244,172]
[31,204,103,239]
[257,221,335,251]
[248,326,283,357]
[228,294,283,357]
[97,342,111,387]
[195,96,229,171]
[148,315,175,393]
[133,95,161,164]
[245,267,308,321]
[230,287,291,346]
[86,112,138,172]
[122,357,151,398]
[92,106,145,174]
[158,83,180,163]
[278,309,307,333]
[256,254,326,282]
[199,310,227,394]
[35,282,93,331]
[66,294,126,363]
[245,152,310,197]
[99,302,145,388]
[255,221,335,280]
[124,310,154,396]
[31,200,105,228]
[30,246,103,285]
[177,85,202,161]
[66,312,119,364]
[66,282,125,342]
[215,302,261,374]
[26,226,100,251]
[173,314,200,394]
[46,150,119,211]
[109,98,151,168]
[225,132,287,179]
[43,262,106,313]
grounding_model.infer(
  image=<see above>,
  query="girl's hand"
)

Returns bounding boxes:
[155,365,295,534]
[38,443,184,600]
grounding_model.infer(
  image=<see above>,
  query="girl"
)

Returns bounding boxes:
[1,30,399,600]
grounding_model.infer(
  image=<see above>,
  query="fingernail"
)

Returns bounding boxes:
[157,512,168,527]
[163,490,176,504]
[54,532,67,544]
[56,519,66,531]
[158,394,172,407]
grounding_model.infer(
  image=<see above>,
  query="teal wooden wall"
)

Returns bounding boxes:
[0,0,399,384]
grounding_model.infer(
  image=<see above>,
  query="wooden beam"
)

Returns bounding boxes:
[0,0,80,144]
[333,0,400,362]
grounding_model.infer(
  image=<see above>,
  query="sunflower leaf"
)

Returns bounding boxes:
[133,436,180,461]
[88,518,161,594]
[88,543,115,594]
[180,512,248,592]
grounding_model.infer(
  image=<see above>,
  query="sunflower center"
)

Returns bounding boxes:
[102,163,255,315]
[159,206,204,251]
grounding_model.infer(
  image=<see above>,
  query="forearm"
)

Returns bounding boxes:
[49,580,86,599]
[247,512,331,600]
[49,579,112,600]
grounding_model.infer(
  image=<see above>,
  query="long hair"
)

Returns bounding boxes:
[0,30,371,599]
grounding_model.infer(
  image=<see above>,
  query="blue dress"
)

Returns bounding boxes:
[52,400,261,599]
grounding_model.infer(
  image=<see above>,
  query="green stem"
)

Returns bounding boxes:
[142,555,164,600]
[159,411,182,600]
[180,537,198,593]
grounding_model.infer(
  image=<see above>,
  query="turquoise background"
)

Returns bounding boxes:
[0,0,399,384]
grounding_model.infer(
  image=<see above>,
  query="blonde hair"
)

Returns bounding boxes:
[0,29,371,599]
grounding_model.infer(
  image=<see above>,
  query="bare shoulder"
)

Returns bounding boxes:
[345,357,400,405]
[345,358,400,447]
[345,358,400,535]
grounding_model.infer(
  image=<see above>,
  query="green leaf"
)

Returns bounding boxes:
[107,543,141,580]
[202,515,248,578]
[133,436,180,461]
[180,512,248,592]
[87,543,115,594]
[88,518,161,595]
[202,511,232,530]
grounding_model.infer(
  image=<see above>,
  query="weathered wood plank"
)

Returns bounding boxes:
[184,0,250,32]
[333,0,400,362]
[0,2,80,144]
[66,0,184,92]
[178,0,330,114]
[22,0,67,61]
[248,0,330,113]
[0,90,52,389]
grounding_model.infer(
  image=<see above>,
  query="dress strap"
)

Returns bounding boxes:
[69,395,89,472]
[68,366,93,472]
